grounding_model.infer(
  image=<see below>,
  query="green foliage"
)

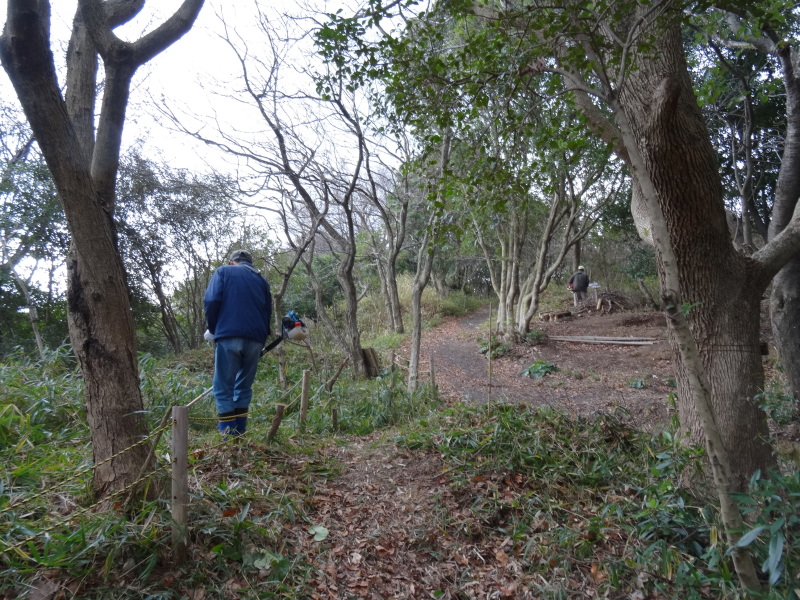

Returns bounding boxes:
[302,373,440,437]
[138,351,213,426]
[522,328,548,345]
[733,469,800,588]
[756,388,797,426]
[520,360,558,378]
[3,345,800,598]
[348,273,487,349]
[0,346,85,440]
[395,403,800,598]
[681,301,703,316]
[0,133,70,357]
[0,344,440,598]
[619,243,657,280]
[432,290,486,318]
[477,335,511,359]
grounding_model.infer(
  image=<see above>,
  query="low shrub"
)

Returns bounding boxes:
[520,360,559,378]
[478,335,512,359]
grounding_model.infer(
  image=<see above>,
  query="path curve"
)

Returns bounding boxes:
[408,304,675,429]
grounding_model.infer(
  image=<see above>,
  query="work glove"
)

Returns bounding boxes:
[203,329,215,342]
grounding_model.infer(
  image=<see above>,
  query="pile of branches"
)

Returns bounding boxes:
[573,290,636,315]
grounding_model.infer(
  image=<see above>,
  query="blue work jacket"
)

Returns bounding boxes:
[204,261,272,344]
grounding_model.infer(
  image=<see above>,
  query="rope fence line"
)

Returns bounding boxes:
[169,374,311,562]
[0,420,173,516]
[186,378,303,423]
[1,461,171,562]
[1,372,312,564]
[2,357,432,566]
[190,404,279,455]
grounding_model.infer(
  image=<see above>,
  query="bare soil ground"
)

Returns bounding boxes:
[415,303,675,431]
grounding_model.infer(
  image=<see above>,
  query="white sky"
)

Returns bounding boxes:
[0,1,322,289]
[0,1,336,170]
[1,1,389,292]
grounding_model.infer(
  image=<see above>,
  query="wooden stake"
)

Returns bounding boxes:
[171,405,188,564]
[487,304,493,407]
[429,356,437,400]
[300,370,310,434]
[125,404,172,508]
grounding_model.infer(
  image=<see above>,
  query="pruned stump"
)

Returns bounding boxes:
[362,347,380,378]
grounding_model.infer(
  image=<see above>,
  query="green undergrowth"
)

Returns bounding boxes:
[2,348,799,598]
[396,403,800,599]
[0,348,440,598]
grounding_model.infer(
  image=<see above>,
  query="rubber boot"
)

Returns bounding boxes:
[218,411,237,438]
[233,406,248,436]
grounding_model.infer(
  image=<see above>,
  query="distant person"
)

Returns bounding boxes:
[568,265,589,304]
[204,249,272,437]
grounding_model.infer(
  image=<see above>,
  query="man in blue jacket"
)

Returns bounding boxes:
[204,249,272,437]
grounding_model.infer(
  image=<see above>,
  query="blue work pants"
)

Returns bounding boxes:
[213,337,262,415]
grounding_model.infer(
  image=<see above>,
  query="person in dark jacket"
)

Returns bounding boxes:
[204,249,272,437]
[568,265,589,304]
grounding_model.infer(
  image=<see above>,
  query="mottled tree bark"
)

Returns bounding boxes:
[767,35,800,411]
[0,0,204,495]
[614,21,775,491]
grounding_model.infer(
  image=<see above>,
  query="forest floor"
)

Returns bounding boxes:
[287,300,690,599]
[410,302,676,431]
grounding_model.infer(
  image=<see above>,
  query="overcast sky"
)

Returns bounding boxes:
[0,1,329,171]
[1,1,340,286]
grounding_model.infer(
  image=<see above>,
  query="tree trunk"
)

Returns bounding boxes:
[143,260,182,354]
[770,259,800,409]
[767,36,800,411]
[636,276,660,311]
[410,132,451,391]
[1,8,146,496]
[572,235,581,272]
[589,19,763,587]
[338,256,367,377]
[385,259,404,333]
[615,20,774,490]
[374,255,396,331]
[0,0,204,496]
[66,245,150,495]
[409,248,434,393]
[11,271,46,357]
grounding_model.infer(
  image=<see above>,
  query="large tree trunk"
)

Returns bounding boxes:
[770,259,800,409]
[1,6,147,496]
[1,0,204,495]
[616,20,774,490]
[66,245,149,495]
[767,36,800,410]
[598,19,764,588]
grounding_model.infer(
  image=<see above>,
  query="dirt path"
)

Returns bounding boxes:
[292,306,677,599]
[414,304,675,430]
